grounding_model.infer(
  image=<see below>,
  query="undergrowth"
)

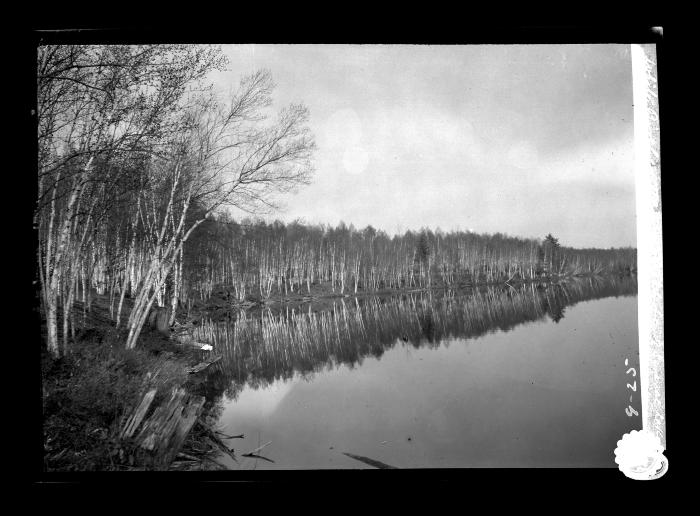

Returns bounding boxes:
[41,325,200,471]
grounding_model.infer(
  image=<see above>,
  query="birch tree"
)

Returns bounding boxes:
[123,69,315,349]
[36,44,227,357]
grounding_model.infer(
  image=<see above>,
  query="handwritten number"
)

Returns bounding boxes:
[624,359,638,416]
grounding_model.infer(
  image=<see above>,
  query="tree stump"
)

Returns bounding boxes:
[122,387,206,469]
[148,307,171,335]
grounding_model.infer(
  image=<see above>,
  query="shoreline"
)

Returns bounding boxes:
[196,271,636,317]
[40,270,635,472]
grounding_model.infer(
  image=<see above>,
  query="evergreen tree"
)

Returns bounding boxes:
[416,231,431,265]
[542,234,561,275]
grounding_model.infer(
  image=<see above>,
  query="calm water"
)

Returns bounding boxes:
[193,276,641,469]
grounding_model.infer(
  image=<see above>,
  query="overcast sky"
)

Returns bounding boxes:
[210,44,635,249]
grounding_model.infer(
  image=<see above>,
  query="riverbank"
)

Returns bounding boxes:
[39,290,230,471]
[40,271,631,471]
[42,329,187,470]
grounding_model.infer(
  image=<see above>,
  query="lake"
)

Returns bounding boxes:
[191,275,641,469]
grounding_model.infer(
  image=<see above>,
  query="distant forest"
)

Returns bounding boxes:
[169,212,637,305]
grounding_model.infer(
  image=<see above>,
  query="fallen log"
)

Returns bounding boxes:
[171,455,227,471]
[171,329,217,352]
[216,431,245,439]
[195,420,238,463]
[242,441,272,456]
[243,453,275,464]
[342,452,398,469]
[187,355,222,374]
[128,387,206,469]
[120,388,157,439]
[176,452,202,462]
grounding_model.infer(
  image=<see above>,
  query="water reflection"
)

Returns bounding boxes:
[191,275,637,401]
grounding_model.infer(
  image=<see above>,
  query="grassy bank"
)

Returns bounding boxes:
[41,320,205,471]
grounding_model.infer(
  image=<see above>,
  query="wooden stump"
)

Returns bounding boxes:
[120,388,157,440]
[121,387,206,470]
[148,306,171,335]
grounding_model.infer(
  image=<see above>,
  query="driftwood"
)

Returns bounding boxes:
[171,331,213,351]
[176,452,202,462]
[195,420,238,463]
[216,431,244,439]
[243,454,275,464]
[171,453,227,471]
[122,387,206,469]
[342,452,398,469]
[242,441,272,457]
[120,388,157,439]
[240,441,274,463]
[186,355,222,374]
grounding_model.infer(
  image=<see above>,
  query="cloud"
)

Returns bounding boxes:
[367,106,483,169]
[223,378,296,418]
[539,137,634,187]
[505,141,540,170]
[214,44,635,248]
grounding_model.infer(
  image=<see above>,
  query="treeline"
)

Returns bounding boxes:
[179,215,637,303]
[36,44,315,356]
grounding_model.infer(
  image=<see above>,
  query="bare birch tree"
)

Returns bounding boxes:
[36,44,227,357]
[122,69,315,349]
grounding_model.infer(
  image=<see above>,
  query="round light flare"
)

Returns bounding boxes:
[324,108,370,176]
[506,140,539,170]
[342,146,370,176]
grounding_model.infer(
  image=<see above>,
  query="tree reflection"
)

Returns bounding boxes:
[192,275,637,405]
